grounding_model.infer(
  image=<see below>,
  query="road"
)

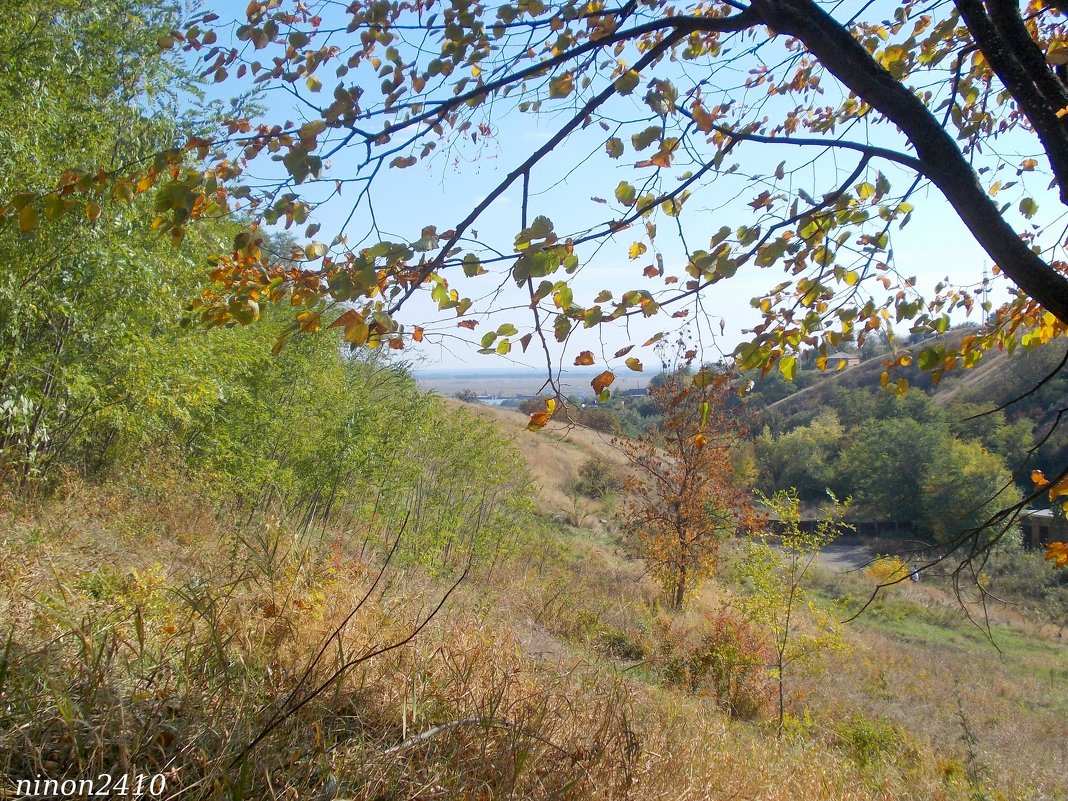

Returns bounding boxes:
[816,542,879,574]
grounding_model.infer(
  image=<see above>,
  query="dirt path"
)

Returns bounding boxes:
[816,542,878,574]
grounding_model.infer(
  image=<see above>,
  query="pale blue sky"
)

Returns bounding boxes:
[194,1,1051,374]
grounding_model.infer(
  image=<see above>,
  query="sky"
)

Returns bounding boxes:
[191,1,1049,376]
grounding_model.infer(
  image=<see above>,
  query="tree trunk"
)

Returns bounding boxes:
[750,0,1068,325]
[672,563,687,610]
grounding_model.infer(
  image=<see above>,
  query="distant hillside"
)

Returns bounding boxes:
[755,331,1067,431]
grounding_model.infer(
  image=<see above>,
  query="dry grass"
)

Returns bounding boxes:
[797,563,1068,799]
[443,399,629,519]
[1,462,1065,799]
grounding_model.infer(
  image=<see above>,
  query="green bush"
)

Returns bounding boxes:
[834,713,913,769]
[571,457,625,501]
[652,609,774,720]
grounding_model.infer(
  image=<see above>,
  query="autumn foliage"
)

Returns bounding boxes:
[4,0,1068,410]
[616,370,753,609]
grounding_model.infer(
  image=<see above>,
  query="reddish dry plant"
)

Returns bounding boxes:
[615,372,758,609]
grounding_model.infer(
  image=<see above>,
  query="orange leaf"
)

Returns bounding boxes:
[412,326,424,342]
[574,350,595,366]
[591,370,615,394]
[527,411,550,430]
[1046,541,1068,568]
[1048,473,1068,501]
[330,309,360,329]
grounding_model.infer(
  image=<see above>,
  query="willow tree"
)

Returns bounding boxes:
[4,3,1068,432]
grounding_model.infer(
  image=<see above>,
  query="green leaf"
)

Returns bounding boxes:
[693,369,716,388]
[553,314,571,341]
[1019,197,1039,219]
[631,126,662,151]
[605,137,624,158]
[615,181,637,206]
[463,253,484,276]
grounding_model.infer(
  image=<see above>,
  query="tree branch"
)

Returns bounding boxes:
[749,0,1068,325]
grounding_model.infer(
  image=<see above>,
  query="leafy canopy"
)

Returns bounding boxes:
[3,0,1068,408]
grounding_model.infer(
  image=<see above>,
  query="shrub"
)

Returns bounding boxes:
[865,555,911,585]
[834,713,914,769]
[652,609,774,720]
[571,457,625,501]
[594,626,646,661]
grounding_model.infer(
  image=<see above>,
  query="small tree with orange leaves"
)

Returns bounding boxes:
[617,369,752,611]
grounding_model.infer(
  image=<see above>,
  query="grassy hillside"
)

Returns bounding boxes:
[3,396,1067,800]
[755,332,1067,432]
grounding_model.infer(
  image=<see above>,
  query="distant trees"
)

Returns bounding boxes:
[755,388,1023,542]
[618,373,752,609]
[755,412,845,501]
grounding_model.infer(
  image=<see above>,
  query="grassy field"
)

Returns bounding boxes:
[1,408,1066,800]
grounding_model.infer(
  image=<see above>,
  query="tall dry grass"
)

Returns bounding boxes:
[0,469,1059,800]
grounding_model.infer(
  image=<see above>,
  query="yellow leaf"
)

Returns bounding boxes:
[692,433,707,449]
[624,357,643,372]
[628,242,647,260]
[1031,469,1048,488]
[18,204,37,233]
[295,310,321,333]
[549,73,573,98]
